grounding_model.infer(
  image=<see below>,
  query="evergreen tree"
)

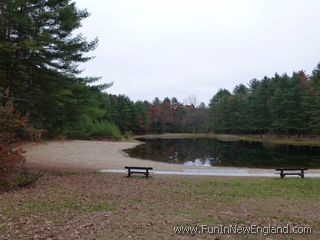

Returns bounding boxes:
[309,64,320,133]
[230,84,248,133]
[209,89,232,132]
[0,0,111,135]
[246,77,272,134]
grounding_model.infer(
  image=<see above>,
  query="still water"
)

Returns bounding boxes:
[125,138,320,169]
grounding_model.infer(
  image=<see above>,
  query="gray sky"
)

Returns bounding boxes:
[75,0,320,104]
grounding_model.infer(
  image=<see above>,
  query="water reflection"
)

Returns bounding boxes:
[183,159,212,167]
[125,138,320,169]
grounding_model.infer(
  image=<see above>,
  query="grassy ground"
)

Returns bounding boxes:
[0,172,319,239]
[138,133,320,147]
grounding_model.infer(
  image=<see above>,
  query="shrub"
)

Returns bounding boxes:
[0,89,44,191]
[0,90,32,190]
[0,146,26,190]
[92,122,121,140]
[124,130,133,139]
[68,116,122,141]
[68,114,94,138]
[0,94,26,186]
[15,168,45,187]
[68,114,122,140]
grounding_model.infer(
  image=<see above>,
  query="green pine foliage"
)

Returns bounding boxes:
[208,69,320,135]
[0,0,113,138]
[309,64,320,133]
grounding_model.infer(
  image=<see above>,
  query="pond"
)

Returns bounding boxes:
[125,138,320,169]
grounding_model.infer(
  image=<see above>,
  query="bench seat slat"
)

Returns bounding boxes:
[125,167,153,170]
[276,168,308,171]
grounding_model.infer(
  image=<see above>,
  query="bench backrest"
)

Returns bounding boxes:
[125,166,153,170]
[275,168,308,171]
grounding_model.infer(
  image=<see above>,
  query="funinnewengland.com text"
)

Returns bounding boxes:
[173,224,312,236]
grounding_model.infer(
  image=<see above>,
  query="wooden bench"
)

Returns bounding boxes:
[276,168,308,179]
[125,166,153,178]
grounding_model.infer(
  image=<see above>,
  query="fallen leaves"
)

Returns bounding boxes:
[0,173,319,239]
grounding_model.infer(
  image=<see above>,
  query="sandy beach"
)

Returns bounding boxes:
[23,140,183,171]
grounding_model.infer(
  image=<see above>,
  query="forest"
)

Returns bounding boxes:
[1,0,320,142]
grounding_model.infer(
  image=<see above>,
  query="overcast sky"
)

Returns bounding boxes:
[74,0,320,104]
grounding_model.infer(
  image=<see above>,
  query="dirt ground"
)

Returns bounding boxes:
[0,172,319,240]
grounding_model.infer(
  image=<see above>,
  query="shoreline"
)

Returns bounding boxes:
[100,168,320,178]
[23,140,183,171]
[136,133,320,147]
[23,139,320,177]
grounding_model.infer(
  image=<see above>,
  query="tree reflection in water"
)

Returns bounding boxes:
[125,138,320,169]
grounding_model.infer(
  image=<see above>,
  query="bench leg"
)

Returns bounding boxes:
[280,170,284,179]
[146,169,149,178]
[128,169,131,177]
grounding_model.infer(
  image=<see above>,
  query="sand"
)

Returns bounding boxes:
[23,140,183,171]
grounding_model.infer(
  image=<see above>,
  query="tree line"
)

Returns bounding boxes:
[1,0,320,140]
[209,67,320,135]
[86,65,320,137]
[103,95,208,134]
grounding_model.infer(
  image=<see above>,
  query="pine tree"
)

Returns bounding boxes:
[209,89,232,132]
[231,84,248,133]
[0,0,110,135]
[246,77,272,134]
[309,64,320,133]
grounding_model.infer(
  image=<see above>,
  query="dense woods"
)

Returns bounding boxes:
[1,0,320,142]
[209,68,320,135]
[0,0,112,138]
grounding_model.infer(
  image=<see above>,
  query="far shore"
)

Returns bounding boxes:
[137,133,320,147]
